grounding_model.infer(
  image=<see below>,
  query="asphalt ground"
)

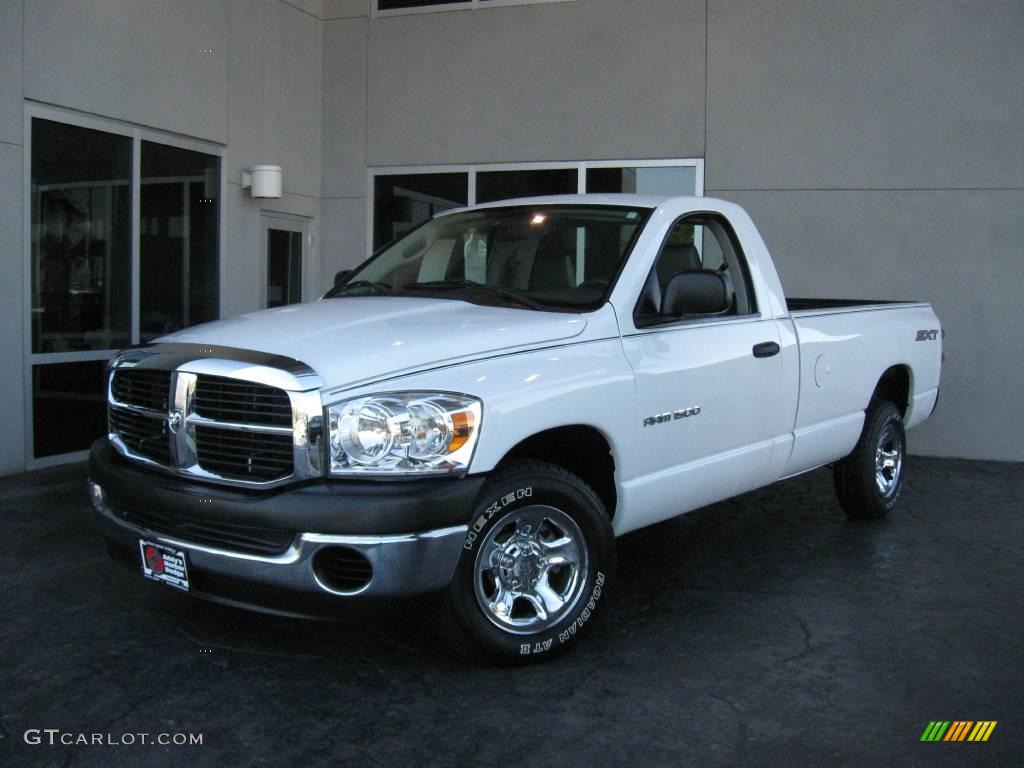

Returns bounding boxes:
[1,456,1020,767]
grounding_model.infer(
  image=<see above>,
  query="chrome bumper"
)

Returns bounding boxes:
[90,481,467,603]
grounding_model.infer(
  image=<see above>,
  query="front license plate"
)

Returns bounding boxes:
[138,539,190,592]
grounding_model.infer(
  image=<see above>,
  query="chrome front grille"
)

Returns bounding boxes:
[194,375,292,427]
[107,348,323,488]
[195,424,294,481]
[108,404,171,463]
[111,368,171,411]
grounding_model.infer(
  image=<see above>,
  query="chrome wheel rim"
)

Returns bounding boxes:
[473,505,588,635]
[874,422,904,497]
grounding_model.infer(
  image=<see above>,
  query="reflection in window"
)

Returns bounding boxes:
[343,205,649,311]
[378,0,465,8]
[476,168,576,205]
[586,166,696,196]
[140,141,220,342]
[32,360,109,458]
[377,0,572,10]
[373,173,468,251]
[30,119,131,353]
[267,229,303,308]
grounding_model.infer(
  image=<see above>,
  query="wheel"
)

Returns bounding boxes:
[444,461,615,663]
[833,399,906,519]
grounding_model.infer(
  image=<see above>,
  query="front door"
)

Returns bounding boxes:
[619,213,784,531]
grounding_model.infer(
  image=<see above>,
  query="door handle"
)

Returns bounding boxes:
[753,341,780,358]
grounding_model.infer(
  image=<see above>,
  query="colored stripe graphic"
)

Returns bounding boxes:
[944,721,972,741]
[921,721,950,741]
[921,721,996,742]
[968,722,997,742]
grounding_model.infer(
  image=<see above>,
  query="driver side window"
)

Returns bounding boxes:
[634,214,756,327]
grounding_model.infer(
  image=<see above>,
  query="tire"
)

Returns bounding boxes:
[833,399,906,519]
[443,461,615,664]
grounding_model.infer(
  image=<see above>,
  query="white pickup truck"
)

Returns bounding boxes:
[88,195,942,662]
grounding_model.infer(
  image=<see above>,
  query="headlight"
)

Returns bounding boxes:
[327,392,481,476]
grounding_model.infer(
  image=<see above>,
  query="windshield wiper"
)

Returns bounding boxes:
[403,280,547,311]
[328,280,392,297]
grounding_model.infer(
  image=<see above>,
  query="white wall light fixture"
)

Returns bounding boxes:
[242,165,283,198]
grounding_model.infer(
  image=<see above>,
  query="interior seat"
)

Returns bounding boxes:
[656,244,701,287]
[636,244,701,318]
[529,231,574,290]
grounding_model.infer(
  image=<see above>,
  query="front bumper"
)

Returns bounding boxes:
[88,439,484,617]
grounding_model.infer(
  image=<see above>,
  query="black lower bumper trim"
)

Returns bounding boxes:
[89,439,487,537]
[108,496,295,556]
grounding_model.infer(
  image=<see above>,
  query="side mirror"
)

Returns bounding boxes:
[333,269,351,286]
[661,270,729,316]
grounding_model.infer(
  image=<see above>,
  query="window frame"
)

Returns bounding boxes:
[366,158,704,257]
[631,211,760,332]
[23,103,226,468]
[372,0,574,20]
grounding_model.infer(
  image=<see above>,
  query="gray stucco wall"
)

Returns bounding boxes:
[1,0,1021,468]
[364,0,707,165]
[705,0,1023,190]
[0,0,25,476]
[321,11,368,276]
[222,0,324,318]
[24,2,230,142]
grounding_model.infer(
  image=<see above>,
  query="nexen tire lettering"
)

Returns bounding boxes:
[463,487,533,551]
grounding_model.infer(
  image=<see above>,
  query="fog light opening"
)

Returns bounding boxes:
[89,481,104,512]
[312,547,373,595]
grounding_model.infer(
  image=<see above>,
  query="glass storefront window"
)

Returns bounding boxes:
[140,141,220,342]
[476,168,577,205]
[31,360,109,458]
[29,115,221,462]
[586,165,696,196]
[373,173,469,251]
[30,119,132,354]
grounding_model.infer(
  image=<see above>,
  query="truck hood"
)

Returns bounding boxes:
[159,297,588,391]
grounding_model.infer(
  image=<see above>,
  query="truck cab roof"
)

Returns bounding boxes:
[440,193,724,214]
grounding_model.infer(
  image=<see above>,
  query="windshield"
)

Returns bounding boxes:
[325,204,651,311]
